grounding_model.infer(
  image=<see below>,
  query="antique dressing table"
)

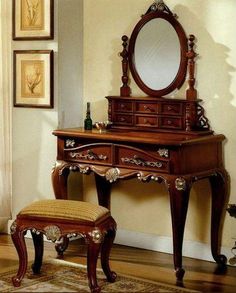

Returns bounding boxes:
[52,0,228,280]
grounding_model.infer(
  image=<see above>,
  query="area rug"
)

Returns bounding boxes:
[0,258,199,292]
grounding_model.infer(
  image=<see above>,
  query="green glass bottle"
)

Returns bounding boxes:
[84,102,93,130]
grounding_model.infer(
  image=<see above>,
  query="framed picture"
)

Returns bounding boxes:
[13,50,54,108]
[12,0,54,40]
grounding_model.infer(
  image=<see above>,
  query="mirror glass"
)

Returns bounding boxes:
[134,18,181,90]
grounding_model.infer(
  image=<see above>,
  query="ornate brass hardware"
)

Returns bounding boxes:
[44,225,61,242]
[88,228,104,243]
[121,155,163,168]
[65,139,76,148]
[105,168,120,183]
[175,177,186,191]
[144,105,153,112]
[70,150,107,161]
[157,148,169,158]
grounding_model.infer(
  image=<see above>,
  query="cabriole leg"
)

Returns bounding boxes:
[209,170,229,266]
[31,231,44,274]
[87,240,102,293]
[101,227,117,282]
[11,226,28,287]
[168,177,191,281]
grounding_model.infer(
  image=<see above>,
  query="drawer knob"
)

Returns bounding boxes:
[120,117,126,122]
[144,105,153,112]
[167,120,173,125]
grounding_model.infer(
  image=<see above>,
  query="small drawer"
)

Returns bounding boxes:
[116,146,169,173]
[135,115,158,127]
[159,117,183,129]
[114,101,132,112]
[114,114,133,125]
[136,102,157,113]
[64,143,112,165]
[160,103,182,115]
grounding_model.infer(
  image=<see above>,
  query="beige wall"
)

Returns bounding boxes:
[83,0,236,249]
[11,0,84,218]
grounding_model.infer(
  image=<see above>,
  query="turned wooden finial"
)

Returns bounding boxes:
[120,35,131,97]
[186,35,197,101]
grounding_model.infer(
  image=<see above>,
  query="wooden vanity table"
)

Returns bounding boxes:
[52,0,228,280]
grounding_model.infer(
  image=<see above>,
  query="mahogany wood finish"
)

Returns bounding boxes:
[120,35,131,97]
[106,96,211,134]
[128,5,188,97]
[52,128,228,280]
[51,0,228,283]
[10,211,117,293]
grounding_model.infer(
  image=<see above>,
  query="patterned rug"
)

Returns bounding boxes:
[0,259,199,292]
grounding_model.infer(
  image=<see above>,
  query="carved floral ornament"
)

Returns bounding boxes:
[149,0,174,16]
[105,168,120,183]
[88,229,104,244]
[44,225,62,242]
[151,0,166,11]
[175,177,186,191]
[66,139,76,148]
[157,148,169,158]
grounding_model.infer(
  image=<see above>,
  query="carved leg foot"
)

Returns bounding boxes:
[55,237,69,256]
[101,227,117,283]
[87,240,102,293]
[175,267,185,281]
[31,231,44,274]
[11,225,28,287]
[209,170,229,267]
[168,177,191,281]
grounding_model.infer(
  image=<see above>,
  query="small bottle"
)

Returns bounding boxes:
[84,102,93,130]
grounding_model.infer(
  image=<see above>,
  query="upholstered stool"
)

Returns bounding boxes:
[10,199,117,293]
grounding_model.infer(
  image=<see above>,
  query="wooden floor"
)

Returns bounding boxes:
[0,234,235,292]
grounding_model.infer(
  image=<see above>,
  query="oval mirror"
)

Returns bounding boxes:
[129,10,188,97]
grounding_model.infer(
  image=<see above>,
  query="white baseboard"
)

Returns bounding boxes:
[8,220,233,265]
[115,229,233,264]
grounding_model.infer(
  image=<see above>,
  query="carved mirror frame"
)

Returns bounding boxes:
[120,0,197,100]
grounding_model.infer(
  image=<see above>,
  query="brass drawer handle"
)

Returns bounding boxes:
[70,150,107,161]
[144,105,153,112]
[143,118,153,125]
[121,155,163,168]
[120,103,127,110]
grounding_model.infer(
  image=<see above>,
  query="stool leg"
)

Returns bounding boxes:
[55,237,69,256]
[11,229,28,287]
[31,231,44,274]
[101,228,117,282]
[87,241,101,293]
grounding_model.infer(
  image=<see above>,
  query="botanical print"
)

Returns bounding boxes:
[21,60,45,98]
[21,0,44,30]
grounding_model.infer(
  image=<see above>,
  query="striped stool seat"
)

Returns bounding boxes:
[11,199,117,293]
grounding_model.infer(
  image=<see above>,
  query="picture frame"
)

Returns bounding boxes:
[12,0,54,40]
[13,50,54,108]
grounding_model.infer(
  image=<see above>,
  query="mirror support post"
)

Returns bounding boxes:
[120,35,131,97]
[186,35,197,101]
